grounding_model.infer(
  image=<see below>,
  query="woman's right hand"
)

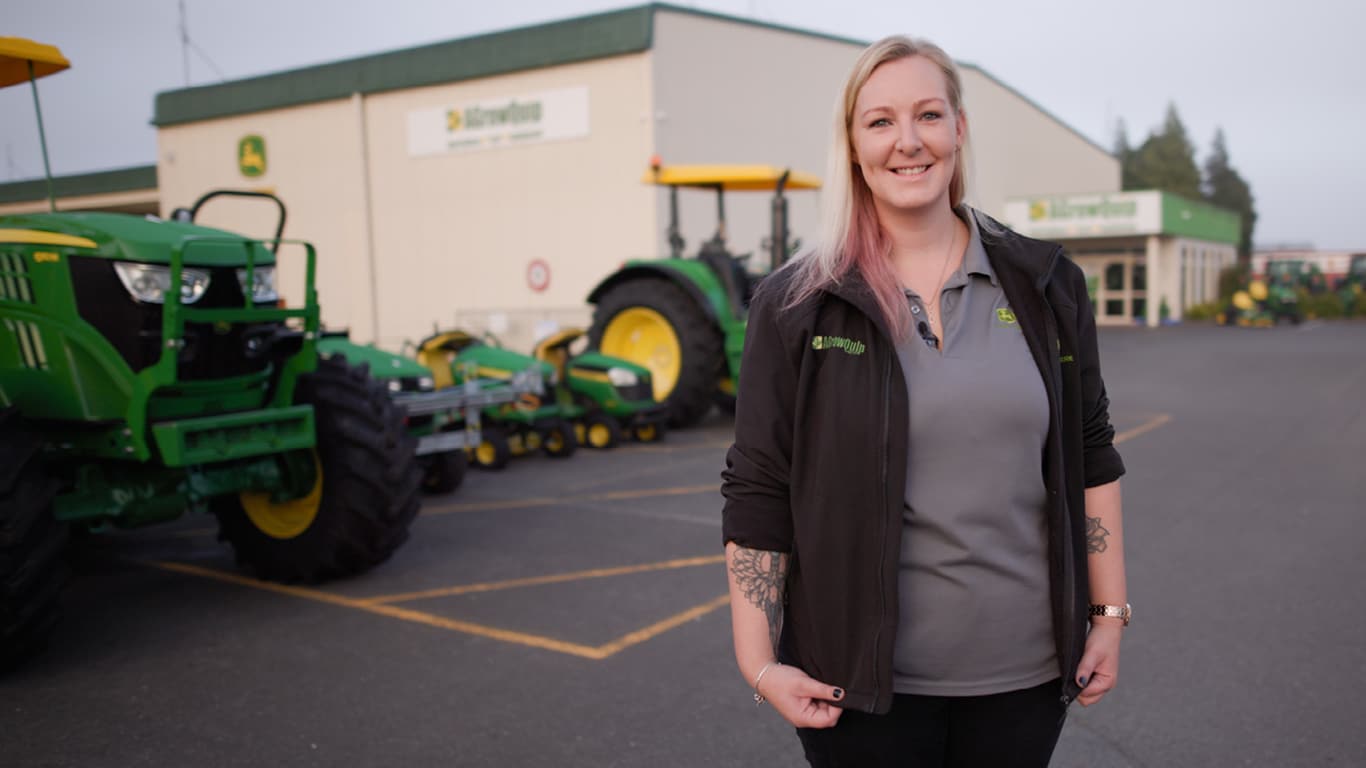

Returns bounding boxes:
[759,664,845,728]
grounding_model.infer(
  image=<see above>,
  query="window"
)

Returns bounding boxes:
[1105,263,1125,291]
[1133,263,1147,291]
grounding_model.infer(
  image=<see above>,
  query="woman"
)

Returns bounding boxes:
[721,36,1129,767]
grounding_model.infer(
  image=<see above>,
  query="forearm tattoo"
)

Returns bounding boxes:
[730,547,788,652]
[1086,516,1111,554]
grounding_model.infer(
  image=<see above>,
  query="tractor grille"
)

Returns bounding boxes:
[68,255,276,380]
[0,251,35,303]
[616,381,654,402]
[1,251,48,370]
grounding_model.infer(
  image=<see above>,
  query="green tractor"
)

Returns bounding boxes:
[1,40,420,669]
[533,328,667,448]
[1226,275,1302,326]
[319,333,549,493]
[1265,259,1329,295]
[586,164,820,427]
[415,330,579,469]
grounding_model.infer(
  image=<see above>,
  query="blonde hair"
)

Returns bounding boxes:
[786,36,970,338]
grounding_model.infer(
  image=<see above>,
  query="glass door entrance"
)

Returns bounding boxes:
[1096,256,1146,325]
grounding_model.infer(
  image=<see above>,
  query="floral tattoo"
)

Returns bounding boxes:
[730,547,788,652]
[1086,516,1111,554]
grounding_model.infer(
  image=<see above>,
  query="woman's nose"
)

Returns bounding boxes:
[894,124,922,154]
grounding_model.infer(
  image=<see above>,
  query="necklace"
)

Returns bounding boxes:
[920,224,960,328]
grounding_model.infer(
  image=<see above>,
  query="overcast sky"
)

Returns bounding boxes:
[4,0,1363,249]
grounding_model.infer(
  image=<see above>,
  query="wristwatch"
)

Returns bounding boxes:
[1088,603,1131,626]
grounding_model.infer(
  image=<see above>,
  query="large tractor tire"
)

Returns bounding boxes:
[0,408,67,671]
[212,357,421,583]
[589,278,723,428]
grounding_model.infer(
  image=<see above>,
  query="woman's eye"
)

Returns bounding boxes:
[869,118,891,128]
[920,111,941,121]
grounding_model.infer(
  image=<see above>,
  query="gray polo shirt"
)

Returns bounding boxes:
[891,209,1056,697]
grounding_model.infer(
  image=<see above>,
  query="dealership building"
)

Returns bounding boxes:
[0,3,1239,346]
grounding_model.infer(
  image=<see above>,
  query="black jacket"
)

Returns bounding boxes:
[721,210,1125,714]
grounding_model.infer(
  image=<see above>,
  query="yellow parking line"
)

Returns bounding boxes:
[144,559,613,659]
[357,554,725,605]
[594,594,730,658]
[1115,413,1171,444]
[140,557,730,661]
[422,483,718,515]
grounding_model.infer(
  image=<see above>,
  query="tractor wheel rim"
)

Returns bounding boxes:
[240,452,323,540]
[600,307,681,401]
[476,441,498,465]
[546,431,564,451]
[589,423,612,448]
[637,424,657,442]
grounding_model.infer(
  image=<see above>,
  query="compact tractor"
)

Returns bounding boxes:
[1,40,421,669]
[415,330,578,469]
[586,164,820,427]
[533,328,667,448]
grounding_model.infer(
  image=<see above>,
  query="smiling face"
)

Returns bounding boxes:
[850,55,966,222]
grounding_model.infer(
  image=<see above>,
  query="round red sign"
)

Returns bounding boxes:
[527,259,551,292]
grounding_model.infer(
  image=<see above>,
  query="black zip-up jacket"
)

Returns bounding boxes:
[721,210,1126,715]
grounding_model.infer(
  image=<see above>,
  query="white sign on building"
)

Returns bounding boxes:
[1004,191,1161,239]
[407,86,591,157]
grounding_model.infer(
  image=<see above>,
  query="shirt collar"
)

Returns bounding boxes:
[957,205,999,287]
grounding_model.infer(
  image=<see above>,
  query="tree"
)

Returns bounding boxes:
[1123,103,1202,200]
[1113,119,1142,191]
[1203,128,1257,260]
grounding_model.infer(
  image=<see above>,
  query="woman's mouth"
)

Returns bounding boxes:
[891,165,930,176]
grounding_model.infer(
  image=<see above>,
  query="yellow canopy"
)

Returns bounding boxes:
[0,37,70,88]
[642,164,822,191]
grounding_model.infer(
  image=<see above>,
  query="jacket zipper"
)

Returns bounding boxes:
[1038,248,1078,707]
[872,344,893,712]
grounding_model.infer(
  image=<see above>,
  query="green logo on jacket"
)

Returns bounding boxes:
[811,335,866,355]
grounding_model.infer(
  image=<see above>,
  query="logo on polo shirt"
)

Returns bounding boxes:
[811,335,866,355]
[996,307,1018,326]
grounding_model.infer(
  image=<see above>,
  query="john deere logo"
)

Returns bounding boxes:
[1029,200,1048,221]
[446,109,463,131]
[238,135,266,178]
[996,308,1017,324]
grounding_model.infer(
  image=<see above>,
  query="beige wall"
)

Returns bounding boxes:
[157,54,656,352]
[960,68,1119,218]
[651,11,859,264]
[361,53,655,351]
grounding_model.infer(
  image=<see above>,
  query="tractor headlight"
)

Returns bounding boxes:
[607,367,639,387]
[113,262,210,304]
[235,265,278,303]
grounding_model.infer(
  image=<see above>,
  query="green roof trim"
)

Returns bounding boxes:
[1161,192,1240,245]
[153,6,656,127]
[0,164,157,204]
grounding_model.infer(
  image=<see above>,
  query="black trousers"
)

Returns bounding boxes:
[797,679,1068,768]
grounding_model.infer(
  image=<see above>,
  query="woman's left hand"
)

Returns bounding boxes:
[1074,622,1122,706]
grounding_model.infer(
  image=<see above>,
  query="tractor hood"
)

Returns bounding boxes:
[0,211,276,267]
[569,351,651,379]
[455,345,555,381]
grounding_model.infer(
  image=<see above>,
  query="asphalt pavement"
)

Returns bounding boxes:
[2,321,1363,767]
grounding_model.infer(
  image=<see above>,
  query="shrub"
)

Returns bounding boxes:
[1183,302,1221,321]
[1299,290,1345,319]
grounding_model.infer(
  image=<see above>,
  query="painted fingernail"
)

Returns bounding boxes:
[832,688,845,700]
[1078,676,1088,687]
